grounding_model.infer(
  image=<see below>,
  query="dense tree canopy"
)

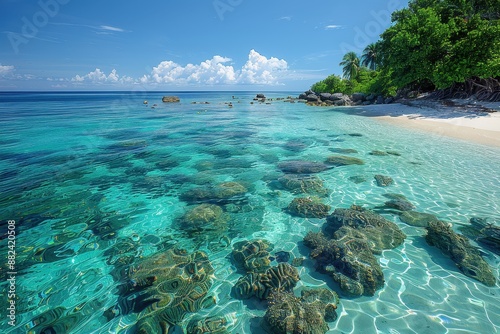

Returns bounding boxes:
[311,0,500,98]
[380,0,500,89]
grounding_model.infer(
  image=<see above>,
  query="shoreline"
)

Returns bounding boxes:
[344,99,500,148]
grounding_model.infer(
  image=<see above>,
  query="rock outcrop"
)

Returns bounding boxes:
[162,96,180,103]
[298,90,394,107]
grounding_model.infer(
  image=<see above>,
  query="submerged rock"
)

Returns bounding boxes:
[303,231,384,296]
[383,198,416,211]
[232,239,273,273]
[186,314,236,334]
[459,217,500,256]
[374,174,394,187]
[399,211,440,227]
[278,160,330,174]
[277,174,329,196]
[178,203,229,236]
[348,175,367,184]
[232,263,300,300]
[324,205,406,253]
[104,248,216,332]
[179,181,248,204]
[329,148,358,154]
[263,288,340,334]
[325,155,365,167]
[286,196,331,218]
[425,221,496,286]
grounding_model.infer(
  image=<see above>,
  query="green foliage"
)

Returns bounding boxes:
[311,74,348,94]
[361,43,380,70]
[339,52,361,80]
[380,0,500,89]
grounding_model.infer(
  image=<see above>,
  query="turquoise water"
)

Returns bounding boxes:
[0,91,499,333]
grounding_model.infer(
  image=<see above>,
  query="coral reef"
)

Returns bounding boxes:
[425,221,496,286]
[325,155,365,167]
[303,231,384,296]
[104,248,216,333]
[179,181,248,204]
[278,160,330,174]
[232,263,300,300]
[178,203,229,235]
[286,197,331,218]
[324,205,406,253]
[374,174,394,187]
[399,211,440,227]
[232,239,273,273]
[276,174,329,196]
[263,288,340,334]
[186,314,236,334]
[459,217,500,255]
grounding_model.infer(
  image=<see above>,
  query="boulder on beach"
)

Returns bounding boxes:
[351,92,366,102]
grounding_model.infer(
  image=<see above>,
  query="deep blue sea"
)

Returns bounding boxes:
[0,91,499,333]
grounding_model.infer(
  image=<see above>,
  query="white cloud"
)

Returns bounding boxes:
[147,56,236,85]
[72,68,132,84]
[0,64,15,75]
[238,50,287,85]
[69,50,288,87]
[279,16,292,21]
[144,50,287,86]
[325,25,342,30]
[100,25,125,32]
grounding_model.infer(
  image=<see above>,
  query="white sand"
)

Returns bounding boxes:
[346,100,500,148]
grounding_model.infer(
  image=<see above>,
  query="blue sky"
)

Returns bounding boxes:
[0,0,408,91]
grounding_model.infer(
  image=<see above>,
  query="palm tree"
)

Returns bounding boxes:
[340,52,360,80]
[361,43,378,70]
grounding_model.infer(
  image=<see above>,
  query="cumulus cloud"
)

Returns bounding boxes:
[143,50,287,86]
[238,50,288,85]
[70,50,288,87]
[0,64,15,75]
[72,68,132,83]
[147,55,236,85]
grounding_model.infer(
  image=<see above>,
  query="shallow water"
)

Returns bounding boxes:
[0,91,499,333]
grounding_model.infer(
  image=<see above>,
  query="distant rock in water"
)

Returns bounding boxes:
[425,221,496,286]
[162,96,180,103]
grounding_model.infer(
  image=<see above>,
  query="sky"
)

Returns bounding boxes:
[0,0,408,91]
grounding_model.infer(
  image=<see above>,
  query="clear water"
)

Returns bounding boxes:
[0,92,499,333]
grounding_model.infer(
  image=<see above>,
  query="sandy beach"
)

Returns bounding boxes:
[347,99,500,148]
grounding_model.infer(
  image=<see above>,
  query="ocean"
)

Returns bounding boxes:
[0,91,499,333]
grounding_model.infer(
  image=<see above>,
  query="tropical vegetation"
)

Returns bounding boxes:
[311,0,500,100]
